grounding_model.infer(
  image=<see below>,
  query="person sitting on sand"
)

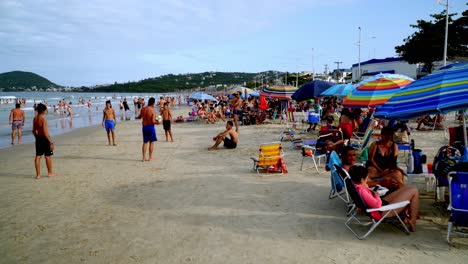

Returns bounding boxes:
[349,165,419,232]
[33,103,56,179]
[102,100,117,146]
[208,121,238,151]
[416,114,444,130]
[366,126,405,191]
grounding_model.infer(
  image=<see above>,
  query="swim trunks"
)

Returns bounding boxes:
[104,120,115,132]
[35,136,53,156]
[233,109,242,115]
[223,137,237,149]
[163,120,171,131]
[12,120,23,130]
[142,125,157,143]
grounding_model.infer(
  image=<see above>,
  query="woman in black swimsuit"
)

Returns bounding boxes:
[366,126,405,191]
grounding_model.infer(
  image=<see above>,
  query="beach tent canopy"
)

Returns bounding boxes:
[342,73,413,108]
[260,85,298,100]
[291,80,335,102]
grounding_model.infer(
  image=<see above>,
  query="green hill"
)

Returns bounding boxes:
[0,71,58,90]
[87,71,284,93]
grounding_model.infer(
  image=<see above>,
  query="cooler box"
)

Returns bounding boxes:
[308,113,320,123]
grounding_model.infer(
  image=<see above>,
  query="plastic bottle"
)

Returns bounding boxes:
[406,150,414,174]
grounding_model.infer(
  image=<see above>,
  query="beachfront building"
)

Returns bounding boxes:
[351,57,417,82]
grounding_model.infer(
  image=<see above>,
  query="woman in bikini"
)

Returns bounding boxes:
[366,126,405,191]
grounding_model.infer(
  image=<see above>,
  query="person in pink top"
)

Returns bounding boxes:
[348,165,420,232]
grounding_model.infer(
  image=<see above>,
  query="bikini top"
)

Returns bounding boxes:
[374,142,396,170]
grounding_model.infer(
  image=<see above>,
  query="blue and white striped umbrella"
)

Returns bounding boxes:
[320,83,355,98]
[374,63,468,120]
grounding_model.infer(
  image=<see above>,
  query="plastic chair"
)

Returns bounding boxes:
[339,165,410,240]
[447,171,468,244]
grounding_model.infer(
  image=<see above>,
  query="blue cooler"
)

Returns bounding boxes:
[308,112,320,123]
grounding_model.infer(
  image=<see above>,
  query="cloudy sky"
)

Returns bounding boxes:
[0,0,466,86]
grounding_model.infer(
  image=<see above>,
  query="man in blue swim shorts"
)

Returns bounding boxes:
[102,100,117,146]
[137,97,159,161]
[229,92,243,133]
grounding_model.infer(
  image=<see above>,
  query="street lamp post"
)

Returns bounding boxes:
[358,27,362,81]
[439,0,449,66]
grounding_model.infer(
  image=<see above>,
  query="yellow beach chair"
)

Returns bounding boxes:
[251,142,285,174]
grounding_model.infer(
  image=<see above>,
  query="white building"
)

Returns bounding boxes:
[351,57,417,82]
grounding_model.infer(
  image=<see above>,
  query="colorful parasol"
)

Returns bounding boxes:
[227,87,254,94]
[342,73,414,107]
[320,83,355,98]
[260,85,298,100]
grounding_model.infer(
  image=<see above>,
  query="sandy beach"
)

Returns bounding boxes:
[0,109,467,263]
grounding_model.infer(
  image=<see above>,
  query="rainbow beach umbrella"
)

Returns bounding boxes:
[342,73,414,107]
[260,85,298,100]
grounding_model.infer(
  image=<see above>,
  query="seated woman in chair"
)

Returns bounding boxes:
[349,165,420,232]
[366,126,405,191]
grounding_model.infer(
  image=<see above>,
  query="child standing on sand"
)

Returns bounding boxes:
[161,102,173,142]
[102,100,117,146]
[33,103,56,179]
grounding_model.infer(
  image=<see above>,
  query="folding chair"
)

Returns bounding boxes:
[328,153,353,212]
[251,142,285,174]
[339,165,410,239]
[447,171,468,244]
[301,144,327,173]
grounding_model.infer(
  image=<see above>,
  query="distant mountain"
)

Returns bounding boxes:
[0,71,59,90]
[86,71,284,93]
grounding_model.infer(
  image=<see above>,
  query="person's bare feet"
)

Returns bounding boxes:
[207,147,216,151]
[11,142,14,145]
[35,176,41,179]
[48,173,57,177]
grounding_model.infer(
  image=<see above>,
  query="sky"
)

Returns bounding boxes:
[0,0,466,86]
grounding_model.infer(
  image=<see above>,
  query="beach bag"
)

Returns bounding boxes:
[393,130,409,144]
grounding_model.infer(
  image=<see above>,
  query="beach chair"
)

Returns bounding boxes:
[328,152,354,214]
[300,144,327,173]
[251,142,286,174]
[338,165,410,240]
[447,171,468,244]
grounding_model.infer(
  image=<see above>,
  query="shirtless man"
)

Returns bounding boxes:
[230,92,243,133]
[137,97,159,161]
[33,104,55,179]
[9,103,25,144]
[208,121,238,151]
[102,100,117,146]
[161,102,173,142]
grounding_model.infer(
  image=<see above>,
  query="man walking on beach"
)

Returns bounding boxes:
[33,103,56,179]
[102,100,117,146]
[137,97,159,161]
[208,121,238,151]
[161,102,173,142]
[9,103,25,145]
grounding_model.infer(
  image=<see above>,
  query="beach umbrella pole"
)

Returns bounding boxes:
[463,110,468,148]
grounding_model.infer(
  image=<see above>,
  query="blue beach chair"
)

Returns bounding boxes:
[328,152,354,215]
[447,171,468,244]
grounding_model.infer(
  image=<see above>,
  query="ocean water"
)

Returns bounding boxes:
[0,92,183,149]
